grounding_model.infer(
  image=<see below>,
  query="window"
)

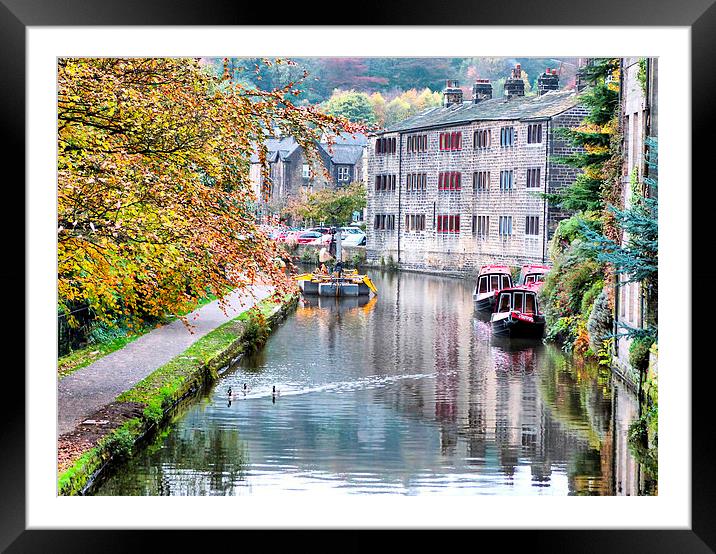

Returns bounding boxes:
[405,214,426,231]
[375,174,396,192]
[525,294,536,313]
[437,214,460,234]
[374,213,395,231]
[499,216,513,236]
[472,215,489,238]
[526,168,541,188]
[439,131,462,151]
[375,136,397,155]
[302,164,310,179]
[502,275,511,289]
[438,171,461,191]
[473,171,490,193]
[490,275,500,291]
[474,129,491,149]
[499,170,514,191]
[632,111,640,175]
[527,123,543,144]
[513,292,524,312]
[525,216,540,236]
[500,126,515,147]
[407,134,428,153]
[498,293,511,313]
[337,166,351,182]
[478,276,489,294]
[407,173,427,192]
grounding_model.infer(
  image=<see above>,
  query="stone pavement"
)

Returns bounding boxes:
[57,285,272,436]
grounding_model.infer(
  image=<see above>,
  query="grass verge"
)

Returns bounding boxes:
[57,293,298,496]
[57,293,221,380]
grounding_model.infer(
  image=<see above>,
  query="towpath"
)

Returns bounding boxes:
[58,285,273,436]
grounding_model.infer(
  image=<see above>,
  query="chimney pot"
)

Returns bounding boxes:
[537,68,560,95]
[472,79,493,103]
[504,64,525,98]
[443,79,464,107]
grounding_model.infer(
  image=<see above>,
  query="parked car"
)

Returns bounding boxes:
[308,226,332,235]
[339,227,366,246]
[275,229,299,242]
[296,231,324,244]
[308,233,332,246]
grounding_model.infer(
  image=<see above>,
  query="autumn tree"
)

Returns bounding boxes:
[322,90,377,125]
[283,182,366,226]
[384,97,412,127]
[58,57,359,328]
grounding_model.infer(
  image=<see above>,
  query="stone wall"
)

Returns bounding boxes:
[366,107,587,277]
[547,105,590,239]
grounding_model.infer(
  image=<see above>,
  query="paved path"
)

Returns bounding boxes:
[58,285,273,436]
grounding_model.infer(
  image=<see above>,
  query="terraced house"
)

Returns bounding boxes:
[367,66,588,275]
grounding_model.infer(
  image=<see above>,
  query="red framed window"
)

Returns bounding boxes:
[439,131,462,151]
[438,172,461,191]
[437,214,461,234]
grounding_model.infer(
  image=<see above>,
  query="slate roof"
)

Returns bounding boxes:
[321,131,369,146]
[249,136,301,163]
[381,90,583,134]
[318,132,367,165]
[251,132,367,166]
[323,144,364,165]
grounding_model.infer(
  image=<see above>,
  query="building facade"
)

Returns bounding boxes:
[366,69,588,276]
[250,132,367,222]
[613,57,658,376]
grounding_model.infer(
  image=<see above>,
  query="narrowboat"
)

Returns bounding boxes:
[518,264,551,290]
[473,265,513,311]
[490,287,546,339]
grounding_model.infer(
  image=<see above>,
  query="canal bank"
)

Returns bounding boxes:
[57,293,299,496]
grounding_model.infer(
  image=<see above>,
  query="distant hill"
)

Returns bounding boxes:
[206,57,580,105]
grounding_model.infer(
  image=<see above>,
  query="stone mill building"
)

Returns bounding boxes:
[366,65,588,276]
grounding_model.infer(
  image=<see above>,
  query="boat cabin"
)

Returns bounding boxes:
[494,288,540,315]
[473,265,513,310]
[491,286,546,338]
[518,264,551,287]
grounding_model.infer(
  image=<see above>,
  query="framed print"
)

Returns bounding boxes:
[5,0,714,550]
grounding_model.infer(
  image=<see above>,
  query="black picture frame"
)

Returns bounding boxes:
[5,0,713,550]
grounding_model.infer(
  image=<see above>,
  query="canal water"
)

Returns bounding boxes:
[94,271,651,496]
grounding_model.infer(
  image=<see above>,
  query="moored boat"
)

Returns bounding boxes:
[473,265,513,311]
[490,287,545,339]
[518,264,551,290]
[295,268,378,297]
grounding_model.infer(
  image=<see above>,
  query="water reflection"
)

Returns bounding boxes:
[95,271,651,496]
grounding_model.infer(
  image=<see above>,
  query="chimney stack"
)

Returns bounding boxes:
[575,58,590,92]
[472,79,493,103]
[537,67,560,95]
[443,79,463,107]
[504,63,525,98]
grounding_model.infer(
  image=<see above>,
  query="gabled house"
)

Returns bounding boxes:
[250,132,367,222]
[321,132,368,187]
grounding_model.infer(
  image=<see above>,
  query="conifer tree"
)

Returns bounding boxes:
[582,137,658,341]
